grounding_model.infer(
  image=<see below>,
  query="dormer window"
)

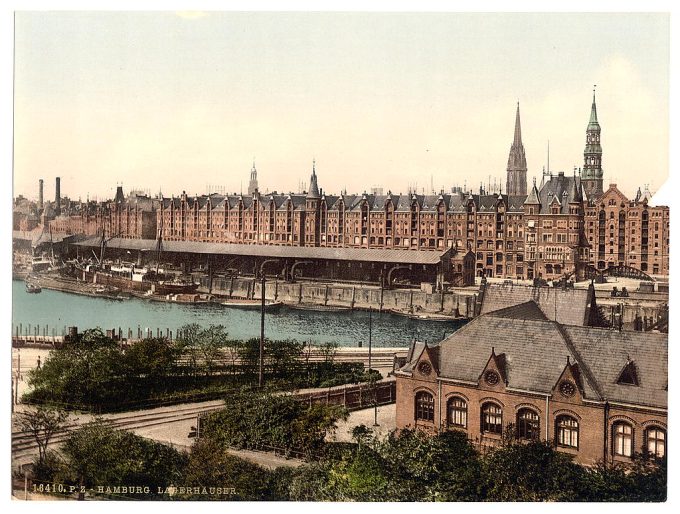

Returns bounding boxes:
[617,360,639,386]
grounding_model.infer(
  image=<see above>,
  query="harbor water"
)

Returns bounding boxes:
[12,280,466,347]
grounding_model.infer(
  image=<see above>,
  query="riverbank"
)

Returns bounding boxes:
[13,280,463,347]
[21,272,476,321]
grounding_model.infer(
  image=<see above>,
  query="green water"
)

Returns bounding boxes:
[12,280,465,347]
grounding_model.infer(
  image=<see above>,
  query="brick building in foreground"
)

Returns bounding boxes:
[395,286,667,466]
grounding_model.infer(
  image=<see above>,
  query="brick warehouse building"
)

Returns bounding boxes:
[40,93,668,281]
[585,184,670,276]
[395,287,667,466]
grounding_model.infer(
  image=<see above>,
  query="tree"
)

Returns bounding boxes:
[300,340,316,383]
[174,323,202,376]
[180,437,274,500]
[351,424,373,447]
[16,406,70,469]
[318,341,338,367]
[25,328,125,408]
[267,339,304,378]
[195,324,229,376]
[223,339,243,376]
[482,439,584,501]
[123,337,178,380]
[201,389,348,458]
[62,418,187,498]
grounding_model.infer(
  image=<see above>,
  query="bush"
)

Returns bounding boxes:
[201,389,348,459]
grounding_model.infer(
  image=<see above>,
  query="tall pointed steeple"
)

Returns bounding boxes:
[506,102,528,196]
[247,160,258,195]
[307,159,320,198]
[582,87,603,198]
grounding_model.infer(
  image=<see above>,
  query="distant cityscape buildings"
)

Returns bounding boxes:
[13,93,670,280]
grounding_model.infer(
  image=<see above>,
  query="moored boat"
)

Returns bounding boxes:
[221,299,283,311]
[25,282,42,293]
[288,303,351,312]
[388,309,455,322]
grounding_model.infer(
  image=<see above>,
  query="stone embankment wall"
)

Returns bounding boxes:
[198,276,478,317]
[597,298,667,330]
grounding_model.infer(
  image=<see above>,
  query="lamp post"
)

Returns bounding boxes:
[368,307,372,372]
[368,307,379,427]
[258,259,279,388]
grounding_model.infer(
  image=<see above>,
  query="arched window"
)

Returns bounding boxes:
[555,415,579,449]
[447,397,467,428]
[481,402,503,435]
[516,408,540,440]
[645,427,666,459]
[415,391,434,422]
[613,422,634,457]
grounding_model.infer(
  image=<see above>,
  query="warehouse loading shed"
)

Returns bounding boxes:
[70,237,455,288]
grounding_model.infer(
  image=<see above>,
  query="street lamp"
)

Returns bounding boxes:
[259,259,279,388]
[368,307,379,427]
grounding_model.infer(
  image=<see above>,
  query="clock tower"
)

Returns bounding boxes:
[581,88,604,198]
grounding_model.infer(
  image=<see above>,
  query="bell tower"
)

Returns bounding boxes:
[581,87,604,198]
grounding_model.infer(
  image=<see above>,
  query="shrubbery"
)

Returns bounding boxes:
[201,388,349,459]
[23,326,379,412]
[26,404,666,502]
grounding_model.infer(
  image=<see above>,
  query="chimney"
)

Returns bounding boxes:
[38,179,44,209]
[55,177,61,215]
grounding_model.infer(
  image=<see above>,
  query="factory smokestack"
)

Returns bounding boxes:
[55,177,61,216]
[38,179,44,209]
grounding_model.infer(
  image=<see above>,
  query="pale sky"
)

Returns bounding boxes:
[13,12,669,202]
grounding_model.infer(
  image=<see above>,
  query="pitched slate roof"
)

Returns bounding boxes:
[563,325,667,408]
[537,173,583,213]
[73,237,451,264]
[486,300,550,321]
[480,283,593,326]
[401,309,667,409]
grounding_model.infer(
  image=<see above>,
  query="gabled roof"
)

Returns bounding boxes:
[563,326,666,408]
[524,181,540,205]
[401,341,430,374]
[415,310,667,409]
[486,300,550,321]
[537,173,583,213]
[435,315,599,398]
[480,283,593,327]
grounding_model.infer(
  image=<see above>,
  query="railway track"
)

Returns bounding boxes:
[11,400,225,466]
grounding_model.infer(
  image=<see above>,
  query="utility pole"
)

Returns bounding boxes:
[368,307,372,372]
[368,307,379,426]
[259,270,265,387]
[258,259,278,388]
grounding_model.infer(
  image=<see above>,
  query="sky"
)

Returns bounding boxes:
[13,11,670,202]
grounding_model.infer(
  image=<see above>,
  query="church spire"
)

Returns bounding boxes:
[247,159,258,195]
[513,101,523,146]
[582,86,603,198]
[307,158,320,198]
[589,88,599,126]
[506,102,528,196]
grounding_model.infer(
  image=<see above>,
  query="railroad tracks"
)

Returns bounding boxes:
[11,400,225,468]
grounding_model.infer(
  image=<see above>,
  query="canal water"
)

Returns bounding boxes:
[12,280,466,347]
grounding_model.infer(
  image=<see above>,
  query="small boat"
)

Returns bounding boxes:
[288,303,351,312]
[147,293,210,304]
[388,309,454,322]
[406,313,454,322]
[221,299,283,311]
[25,282,42,294]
